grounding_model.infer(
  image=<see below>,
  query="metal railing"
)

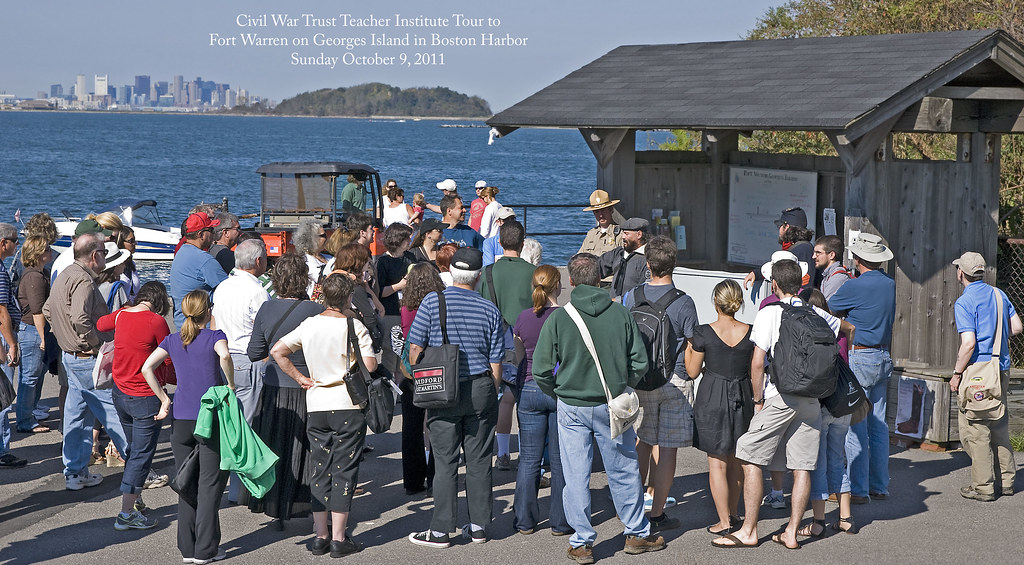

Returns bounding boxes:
[502,203,590,237]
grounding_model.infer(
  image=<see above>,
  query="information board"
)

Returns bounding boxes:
[727,166,819,266]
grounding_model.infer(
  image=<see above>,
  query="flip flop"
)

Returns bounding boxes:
[707,524,734,535]
[771,533,801,550]
[19,426,51,433]
[711,533,758,548]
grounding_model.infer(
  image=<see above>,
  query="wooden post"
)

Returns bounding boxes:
[702,130,739,269]
[580,128,636,215]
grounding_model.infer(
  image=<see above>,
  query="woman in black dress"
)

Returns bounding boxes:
[685,279,754,535]
[244,253,325,529]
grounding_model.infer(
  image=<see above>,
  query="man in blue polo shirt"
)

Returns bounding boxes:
[407,247,504,548]
[828,233,896,504]
[170,213,228,328]
[950,251,1022,501]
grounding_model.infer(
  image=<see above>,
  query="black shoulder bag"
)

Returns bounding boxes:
[345,317,395,434]
[411,292,462,409]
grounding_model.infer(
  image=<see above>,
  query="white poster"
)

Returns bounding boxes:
[895,376,927,439]
[727,166,819,266]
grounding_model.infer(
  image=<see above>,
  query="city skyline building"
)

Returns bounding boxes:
[75,74,86,101]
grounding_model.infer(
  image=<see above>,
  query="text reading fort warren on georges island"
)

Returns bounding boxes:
[235,13,497,28]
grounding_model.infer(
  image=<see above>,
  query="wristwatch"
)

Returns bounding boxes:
[952,371,963,377]
[753,397,765,405]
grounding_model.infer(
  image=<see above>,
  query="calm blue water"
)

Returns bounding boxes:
[1,111,611,278]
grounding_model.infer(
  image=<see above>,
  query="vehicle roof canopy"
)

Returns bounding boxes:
[256,161,378,175]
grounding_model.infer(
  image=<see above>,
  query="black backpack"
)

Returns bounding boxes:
[630,285,686,391]
[768,301,839,398]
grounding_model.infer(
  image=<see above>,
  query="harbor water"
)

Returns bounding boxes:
[0,111,641,280]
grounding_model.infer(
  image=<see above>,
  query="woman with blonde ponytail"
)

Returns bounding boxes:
[510,264,570,535]
[141,289,234,564]
[684,279,754,536]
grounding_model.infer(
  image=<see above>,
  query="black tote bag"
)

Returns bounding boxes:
[822,357,868,418]
[411,292,462,409]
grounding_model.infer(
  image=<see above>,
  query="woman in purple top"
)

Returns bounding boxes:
[142,290,234,565]
[511,264,569,535]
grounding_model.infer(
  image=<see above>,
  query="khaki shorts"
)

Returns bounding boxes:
[734,393,821,471]
[635,375,694,448]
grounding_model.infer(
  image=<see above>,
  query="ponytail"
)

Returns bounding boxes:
[180,290,211,346]
[531,264,560,314]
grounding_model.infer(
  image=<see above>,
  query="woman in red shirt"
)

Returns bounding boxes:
[96,281,173,531]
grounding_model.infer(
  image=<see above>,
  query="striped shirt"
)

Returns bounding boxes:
[407,286,504,376]
[0,259,22,329]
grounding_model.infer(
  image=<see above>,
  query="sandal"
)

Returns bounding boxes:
[707,515,743,535]
[771,532,801,550]
[831,516,858,535]
[796,519,826,538]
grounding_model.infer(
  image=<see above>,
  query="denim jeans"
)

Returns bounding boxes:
[845,347,892,497]
[62,352,128,477]
[557,399,649,547]
[113,387,163,494]
[810,407,852,499]
[0,361,12,457]
[514,380,568,533]
[15,323,47,432]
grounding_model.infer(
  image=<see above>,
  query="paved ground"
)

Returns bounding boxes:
[1,378,1022,565]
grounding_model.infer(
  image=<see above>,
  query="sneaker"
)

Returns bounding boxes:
[330,537,361,557]
[763,491,786,509]
[496,454,512,471]
[623,534,666,555]
[143,469,169,489]
[188,553,226,564]
[0,454,28,468]
[567,544,595,564]
[461,524,487,544]
[960,485,996,502]
[408,530,450,548]
[643,492,677,512]
[648,513,681,533]
[134,495,148,513]
[114,509,157,530]
[66,472,103,490]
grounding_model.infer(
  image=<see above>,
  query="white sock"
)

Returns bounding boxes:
[497,433,510,457]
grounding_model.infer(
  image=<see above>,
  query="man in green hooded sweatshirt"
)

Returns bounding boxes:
[533,252,664,564]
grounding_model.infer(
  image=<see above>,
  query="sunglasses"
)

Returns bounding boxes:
[2,237,17,244]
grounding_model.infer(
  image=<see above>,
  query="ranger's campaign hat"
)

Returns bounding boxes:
[774,207,808,229]
[952,251,986,276]
[451,246,483,271]
[583,189,620,212]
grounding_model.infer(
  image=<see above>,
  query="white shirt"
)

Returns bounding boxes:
[305,254,329,299]
[480,200,502,239]
[50,246,75,285]
[211,270,270,354]
[750,296,841,400]
[279,315,374,412]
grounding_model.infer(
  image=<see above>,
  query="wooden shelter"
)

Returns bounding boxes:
[488,29,1024,371]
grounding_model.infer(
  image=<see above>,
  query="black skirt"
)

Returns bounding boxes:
[693,371,754,456]
[241,385,311,518]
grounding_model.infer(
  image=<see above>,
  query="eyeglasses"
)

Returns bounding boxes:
[2,238,17,244]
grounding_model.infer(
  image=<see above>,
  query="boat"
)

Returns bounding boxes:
[53,200,180,260]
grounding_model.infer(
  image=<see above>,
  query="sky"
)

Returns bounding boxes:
[1,0,780,112]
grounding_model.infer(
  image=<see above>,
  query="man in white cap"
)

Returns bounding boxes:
[482,206,516,266]
[827,233,896,504]
[950,251,1021,501]
[469,180,488,233]
[578,190,625,256]
[425,178,459,215]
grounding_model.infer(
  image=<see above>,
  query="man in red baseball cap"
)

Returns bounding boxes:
[170,213,227,327]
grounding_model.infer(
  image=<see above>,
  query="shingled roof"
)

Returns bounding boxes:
[488,29,1024,136]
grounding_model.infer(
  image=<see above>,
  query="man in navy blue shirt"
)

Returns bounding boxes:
[828,233,896,504]
[439,195,484,250]
[950,251,1022,501]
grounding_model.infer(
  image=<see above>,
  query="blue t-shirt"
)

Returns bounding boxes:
[482,234,502,266]
[170,244,228,327]
[161,329,227,420]
[407,286,504,377]
[622,283,698,378]
[442,224,485,250]
[955,281,1017,370]
[827,269,896,347]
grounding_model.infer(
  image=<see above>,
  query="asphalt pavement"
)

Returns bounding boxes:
[1,377,1021,564]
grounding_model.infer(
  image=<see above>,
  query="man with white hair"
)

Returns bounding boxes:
[43,232,129,490]
[407,247,505,548]
[0,223,26,467]
[212,238,270,420]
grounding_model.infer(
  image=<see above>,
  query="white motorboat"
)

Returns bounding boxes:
[53,200,180,260]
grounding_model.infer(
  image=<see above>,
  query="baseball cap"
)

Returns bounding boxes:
[774,207,808,229]
[451,247,483,271]
[184,212,220,234]
[475,180,487,189]
[75,219,112,237]
[952,251,985,276]
[496,207,516,221]
[436,178,457,192]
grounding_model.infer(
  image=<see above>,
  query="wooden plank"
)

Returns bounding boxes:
[890,97,953,132]
[930,86,1024,100]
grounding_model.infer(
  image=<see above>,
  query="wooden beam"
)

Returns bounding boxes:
[929,86,1024,100]
[993,42,1024,84]
[580,128,631,169]
[979,100,1024,132]
[890,97,953,132]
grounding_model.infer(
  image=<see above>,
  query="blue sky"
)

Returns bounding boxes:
[1,0,779,111]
